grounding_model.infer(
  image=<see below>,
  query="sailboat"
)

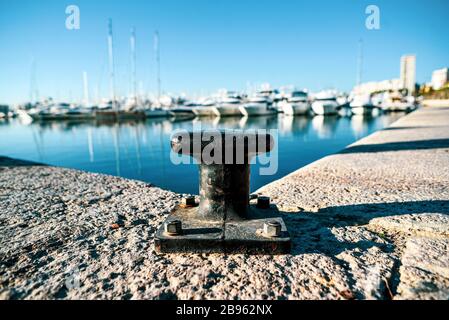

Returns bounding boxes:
[96,19,120,120]
[143,30,173,119]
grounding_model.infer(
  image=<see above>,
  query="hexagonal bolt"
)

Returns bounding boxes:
[164,220,182,235]
[263,221,281,237]
[182,196,196,207]
[257,196,270,209]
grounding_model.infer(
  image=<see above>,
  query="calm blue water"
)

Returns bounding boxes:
[0,113,404,194]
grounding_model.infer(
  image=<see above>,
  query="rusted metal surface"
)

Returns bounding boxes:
[155,130,291,254]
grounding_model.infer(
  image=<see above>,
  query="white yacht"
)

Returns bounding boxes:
[169,106,196,119]
[381,92,416,112]
[239,103,276,117]
[216,103,242,117]
[35,102,79,120]
[191,106,218,117]
[215,93,243,117]
[17,109,34,124]
[311,91,339,115]
[278,90,310,115]
[247,95,271,104]
[159,95,175,108]
[336,94,350,108]
[239,95,276,117]
[349,94,376,115]
[371,93,384,108]
[257,88,277,102]
[192,102,220,117]
[189,99,220,117]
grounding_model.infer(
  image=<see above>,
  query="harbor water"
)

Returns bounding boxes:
[0,112,405,194]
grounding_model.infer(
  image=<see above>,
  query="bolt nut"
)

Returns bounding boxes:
[263,221,281,237]
[182,196,196,207]
[164,220,182,235]
[257,196,270,209]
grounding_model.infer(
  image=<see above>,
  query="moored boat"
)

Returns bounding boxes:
[215,103,243,117]
[349,94,377,115]
[169,106,196,120]
[239,102,276,117]
[192,105,220,117]
[278,90,310,116]
[144,108,173,118]
[381,93,417,112]
[215,94,243,117]
[311,91,339,115]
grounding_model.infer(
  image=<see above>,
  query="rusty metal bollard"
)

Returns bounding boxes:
[155,130,291,254]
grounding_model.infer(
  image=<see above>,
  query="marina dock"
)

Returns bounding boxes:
[1,106,448,299]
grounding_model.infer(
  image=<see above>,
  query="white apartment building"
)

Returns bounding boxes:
[431,68,449,90]
[400,55,416,94]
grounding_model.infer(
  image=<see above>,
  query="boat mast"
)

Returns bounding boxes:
[83,71,89,107]
[130,27,137,103]
[108,19,116,109]
[154,30,161,101]
[356,39,364,86]
[30,58,39,104]
[95,84,100,105]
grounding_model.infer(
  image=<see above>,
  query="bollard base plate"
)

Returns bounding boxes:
[155,204,291,254]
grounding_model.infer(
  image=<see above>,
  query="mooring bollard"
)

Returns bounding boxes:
[155,130,291,254]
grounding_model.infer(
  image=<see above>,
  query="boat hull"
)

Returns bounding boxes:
[311,101,339,115]
[17,110,34,123]
[215,104,243,117]
[169,107,196,120]
[144,109,172,118]
[280,102,310,115]
[350,106,375,115]
[192,106,220,117]
[239,103,276,117]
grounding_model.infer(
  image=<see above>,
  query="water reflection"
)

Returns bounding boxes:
[279,115,311,136]
[1,112,405,194]
[350,114,378,138]
[351,111,404,139]
[312,115,339,138]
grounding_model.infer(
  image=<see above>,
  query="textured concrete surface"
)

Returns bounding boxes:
[256,106,449,300]
[1,106,448,300]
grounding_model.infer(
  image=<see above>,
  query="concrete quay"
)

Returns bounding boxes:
[1,106,449,299]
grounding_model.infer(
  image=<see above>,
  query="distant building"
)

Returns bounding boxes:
[352,79,401,95]
[352,55,416,96]
[400,55,416,94]
[431,68,449,90]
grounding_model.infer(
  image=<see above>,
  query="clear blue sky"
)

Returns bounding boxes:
[0,0,448,104]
